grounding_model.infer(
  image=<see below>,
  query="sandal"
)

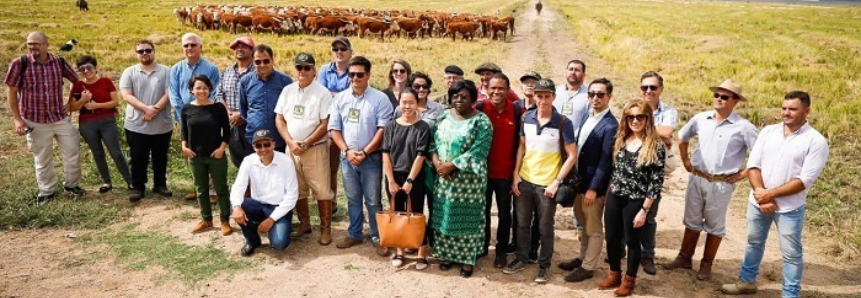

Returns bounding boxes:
[439,261,453,271]
[391,255,404,267]
[98,184,113,193]
[415,258,429,270]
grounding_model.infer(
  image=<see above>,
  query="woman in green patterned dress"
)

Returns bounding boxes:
[430,80,493,278]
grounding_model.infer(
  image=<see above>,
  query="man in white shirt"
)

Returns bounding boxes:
[275,52,335,246]
[553,59,590,134]
[721,91,829,298]
[230,130,299,256]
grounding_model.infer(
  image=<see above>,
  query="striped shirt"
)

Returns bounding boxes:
[519,109,577,186]
[213,63,254,112]
[4,53,79,124]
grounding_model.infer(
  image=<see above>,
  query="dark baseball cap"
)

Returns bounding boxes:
[252,129,274,144]
[331,36,351,49]
[534,79,556,93]
[444,65,464,76]
[519,71,542,83]
[474,62,501,74]
[295,52,316,66]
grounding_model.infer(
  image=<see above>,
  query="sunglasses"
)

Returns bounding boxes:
[253,142,272,149]
[713,93,736,101]
[295,65,314,72]
[412,84,429,90]
[182,43,198,48]
[588,92,607,99]
[626,114,648,122]
[135,48,153,55]
[78,65,95,72]
[391,69,407,74]
[640,85,660,92]
[348,72,366,79]
[254,59,271,66]
[332,47,349,52]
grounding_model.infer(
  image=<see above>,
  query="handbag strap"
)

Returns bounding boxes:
[388,191,412,213]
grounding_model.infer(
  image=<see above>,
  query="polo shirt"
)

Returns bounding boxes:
[230,152,299,221]
[239,70,294,147]
[553,83,590,136]
[483,100,521,180]
[746,122,829,213]
[4,53,79,124]
[519,109,577,186]
[679,111,758,175]
[328,86,393,152]
[168,58,220,121]
[317,61,351,93]
[119,63,173,135]
[274,80,333,142]
[213,63,254,112]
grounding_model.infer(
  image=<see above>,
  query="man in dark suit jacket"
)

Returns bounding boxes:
[558,77,619,282]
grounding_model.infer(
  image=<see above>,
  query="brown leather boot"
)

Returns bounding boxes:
[664,228,700,270]
[317,200,333,245]
[598,270,622,290]
[613,274,636,297]
[697,233,722,280]
[290,198,312,237]
[191,220,213,233]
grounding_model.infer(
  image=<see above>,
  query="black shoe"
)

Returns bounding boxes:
[535,265,550,284]
[528,250,539,264]
[98,184,113,194]
[152,186,172,197]
[128,190,144,202]
[240,244,257,257]
[505,243,517,255]
[564,267,594,282]
[558,258,583,271]
[502,259,527,275]
[460,266,474,278]
[36,193,56,206]
[64,186,86,195]
[439,261,453,271]
[641,257,657,275]
[494,253,507,269]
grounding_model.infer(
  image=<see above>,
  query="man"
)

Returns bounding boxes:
[475,73,524,267]
[559,78,619,282]
[168,33,220,201]
[433,65,464,107]
[665,79,758,280]
[318,36,354,214]
[637,71,679,275]
[475,62,519,103]
[328,56,393,255]
[5,31,84,204]
[553,60,590,133]
[120,40,174,202]
[239,44,294,154]
[214,36,256,167]
[275,52,335,246]
[230,130,299,256]
[721,91,829,298]
[518,71,541,110]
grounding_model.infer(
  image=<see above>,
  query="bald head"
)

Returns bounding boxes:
[26,31,49,60]
[27,31,48,43]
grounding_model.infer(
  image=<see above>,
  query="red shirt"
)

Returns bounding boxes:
[3,54,79,124]
[71,77,117,123]
[481,100,522,180]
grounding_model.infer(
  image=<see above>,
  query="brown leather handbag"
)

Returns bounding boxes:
[376,193,426,249]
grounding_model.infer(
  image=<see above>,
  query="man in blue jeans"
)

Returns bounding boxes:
[229,130,299,256]
[720,91,829,298]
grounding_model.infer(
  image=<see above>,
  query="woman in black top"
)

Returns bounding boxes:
[382,87,431,270]
[181,75,233,236]
[599,100,665,296]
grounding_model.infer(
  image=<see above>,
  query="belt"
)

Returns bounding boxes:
[691,169,735,182]
[305,140,327,149]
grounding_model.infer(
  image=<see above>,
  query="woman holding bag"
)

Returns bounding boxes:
[382,87,432,269]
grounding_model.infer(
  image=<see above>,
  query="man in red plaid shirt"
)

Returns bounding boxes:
[4,31,84,205]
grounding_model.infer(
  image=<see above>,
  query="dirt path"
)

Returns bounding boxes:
[2,3,860,298]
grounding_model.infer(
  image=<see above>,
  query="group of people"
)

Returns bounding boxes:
[6,31,829,298]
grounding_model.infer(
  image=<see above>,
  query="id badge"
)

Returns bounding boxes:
[292,105,305,119]
[562,103,573,114]
[347,108,361,123]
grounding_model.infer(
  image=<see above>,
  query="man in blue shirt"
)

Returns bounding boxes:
[318,36,354,215]
[328,56,393,255]
[239,44,293,154]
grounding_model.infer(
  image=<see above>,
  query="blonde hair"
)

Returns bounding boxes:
[614,100,662,167]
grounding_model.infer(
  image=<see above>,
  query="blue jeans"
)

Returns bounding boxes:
[341,152,383,242]
[239,199,293,251]
[739,203,806,298]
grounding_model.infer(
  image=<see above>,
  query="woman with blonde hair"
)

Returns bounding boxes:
[598,100,665,296]
[381,59,412,108]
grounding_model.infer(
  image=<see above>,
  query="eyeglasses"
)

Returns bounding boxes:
[332,47,349,52]
[713,93,736,101]
[412,84,429,90]
[253,142,272,149]
[26,42,42,47]
[640,85,660,92]
[588,92,607,99]
[135,48,153,55]
[626,114,648,122]
[295,65,314,72]
[392,69,407,74]
[182,43,198,48]
[78,65,95,72]
[348,72,366,79]
[254,59,271,66]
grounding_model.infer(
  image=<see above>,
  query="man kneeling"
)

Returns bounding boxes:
[230,130,299,256]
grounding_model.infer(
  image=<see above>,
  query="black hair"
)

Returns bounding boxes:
[448,80,478,103]
[349,56,372,73]
[589,77,614,94]
[399,87,420,102]
[640,71,663,87]
[489,72,510,88]
[567,59,586,73]
[76,55,97,67]
[136,39,155,51]
[253,44,274,58]
[784,90,811,107]
[188,75,213,91]
[408,71,433,89]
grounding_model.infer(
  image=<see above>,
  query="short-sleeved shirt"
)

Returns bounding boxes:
[394,100,446,127]
[4,53,79,124]
[746,122,829,213]
[653,101,678,127]
[71,77,117,123]
[328,87,394,152]
[119,64,173,135]
[239,70,294,147]
[274,80,332,142]
[382,120,430,173]
[317,61,351,93]
[519,109,577,186]
[679,111,758,175]
[553,84,590,137]
[213,63,255,112]
[168,58,220,121]
[483,100,523,180]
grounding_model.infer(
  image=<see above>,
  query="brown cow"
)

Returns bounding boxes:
[489,21,509,41]
[307,16,352,36]
[252,14,285,34]
[476,16,498,38]
[392,18,424,39]
[443,21,481,41]
[498,16,515,36]
[231,15,254,34]
[354,17,392,41]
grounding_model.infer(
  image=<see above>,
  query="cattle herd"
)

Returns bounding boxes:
[173,5,517,41]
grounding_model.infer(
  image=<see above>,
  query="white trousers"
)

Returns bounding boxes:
[24,118,82,196]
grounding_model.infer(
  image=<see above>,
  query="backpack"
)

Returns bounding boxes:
[16,54,67,87]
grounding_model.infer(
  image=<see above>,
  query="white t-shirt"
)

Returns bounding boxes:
[274,80,333,142]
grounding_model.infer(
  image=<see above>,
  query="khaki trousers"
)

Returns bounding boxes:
[290,142,333,201]
[24,118,82,196]
[574,193,605,270]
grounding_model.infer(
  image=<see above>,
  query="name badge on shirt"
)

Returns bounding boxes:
[562,104,573,114]
[293,105,305,119]
[348,108,361,123]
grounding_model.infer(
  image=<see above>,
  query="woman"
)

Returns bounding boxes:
[381,59,412,108]
[395,72,446,127]
[599,100,665,296]
[181,75,233,236]
[382,88,432,270]
[430,80,493,278]
[69,55,131,193]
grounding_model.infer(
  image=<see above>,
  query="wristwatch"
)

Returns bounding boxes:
[555,178,564,184]
[405,178,414,184]
[299,143,307,150]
